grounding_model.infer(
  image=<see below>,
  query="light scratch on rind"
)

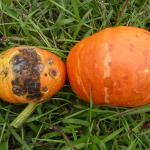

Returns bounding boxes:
[104,44,111,78]
[104,88,110,104]
[103,43,112,104]
[77,57,89,98]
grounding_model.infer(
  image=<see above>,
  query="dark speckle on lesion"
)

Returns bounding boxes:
[0,66,8,78]
[11,47,43,100]
[42,86,48,92]
[12,79,27,96]
[44,73,48,76]
[48,59,53,65]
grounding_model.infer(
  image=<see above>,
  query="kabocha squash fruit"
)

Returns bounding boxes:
[67,26,150,107]
[0,47,66,103]
[0,46,66,128]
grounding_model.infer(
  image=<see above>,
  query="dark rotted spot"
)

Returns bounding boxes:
[49,69,57,78]
[12,79,27,96]
[11,47,43,100]
[12,85,27,96]
[24,79,41,94]
[27,93,42,100]
[48,59,53,65]
[33,64,44,72]
[44,73,48,76]
[42,87,48,92]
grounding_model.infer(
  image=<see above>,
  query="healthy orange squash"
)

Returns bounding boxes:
[67,26,150,107]
[0,47,66,103]
[0,46,66,128]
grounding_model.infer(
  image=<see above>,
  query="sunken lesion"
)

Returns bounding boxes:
[49,68,57,78]
[11,47,43,100]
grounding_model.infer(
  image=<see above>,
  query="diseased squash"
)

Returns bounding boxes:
[67,26,150,107]
[0,46,66,128]
[0,47,66,103]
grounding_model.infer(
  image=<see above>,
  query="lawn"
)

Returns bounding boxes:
[0,0,150,149]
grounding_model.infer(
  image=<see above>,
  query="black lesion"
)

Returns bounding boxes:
[11,47,43,100]
[24,79,41,96]
[49,69,57,78]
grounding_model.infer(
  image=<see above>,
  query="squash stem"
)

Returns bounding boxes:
[10,102,38,128]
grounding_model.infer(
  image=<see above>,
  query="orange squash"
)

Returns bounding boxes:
[0,46,66,128]
[0,46,66,103]
[67,26,150,107]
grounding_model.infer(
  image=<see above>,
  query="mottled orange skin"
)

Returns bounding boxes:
[67,26,150,107]
[0,47,66,103]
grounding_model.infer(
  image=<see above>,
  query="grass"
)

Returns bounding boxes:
[0,0,150,149]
